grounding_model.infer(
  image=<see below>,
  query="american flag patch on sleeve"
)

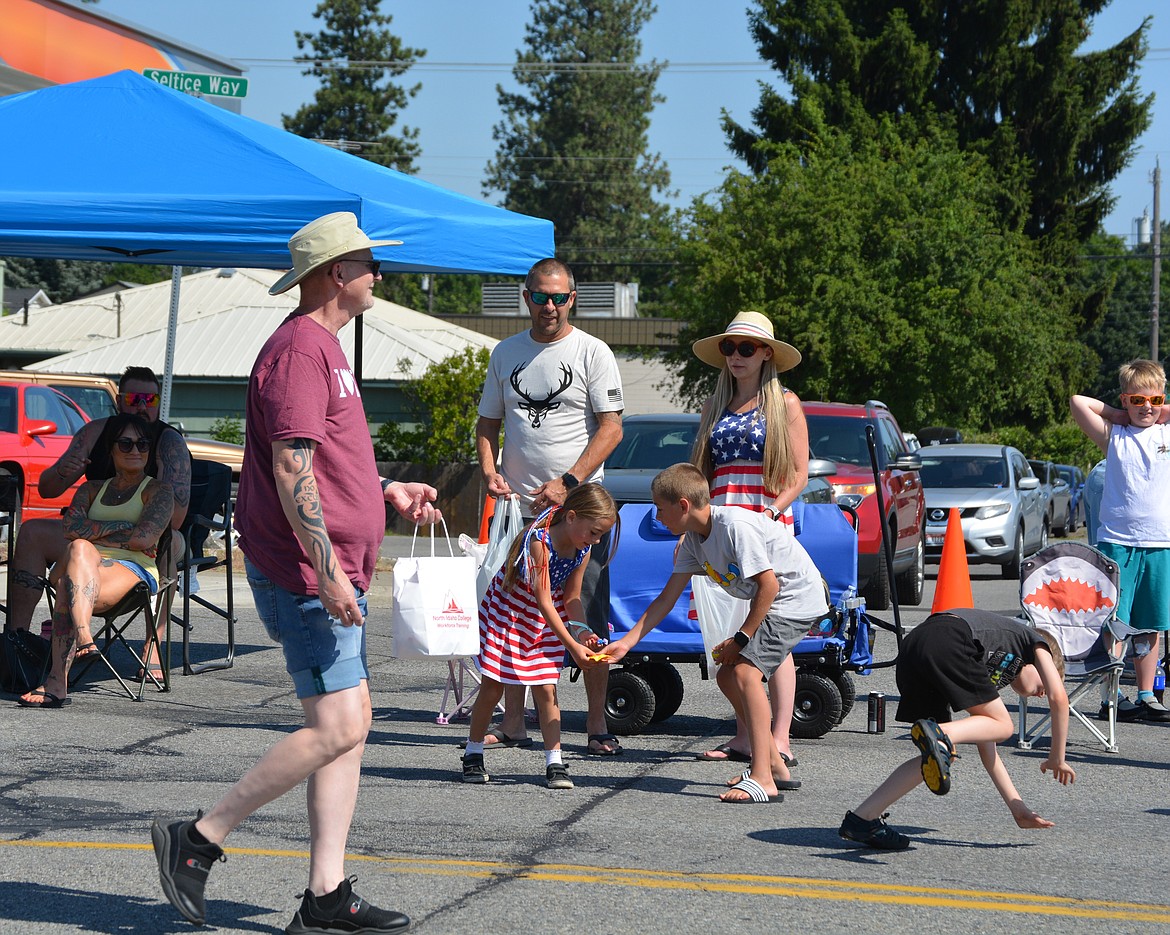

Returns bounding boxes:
[607,388,623,402]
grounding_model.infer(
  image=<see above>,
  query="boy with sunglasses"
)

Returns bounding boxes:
[1071,359,1170,722]
[4,366,191,635]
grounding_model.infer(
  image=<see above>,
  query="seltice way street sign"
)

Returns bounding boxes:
[142,69,248,99]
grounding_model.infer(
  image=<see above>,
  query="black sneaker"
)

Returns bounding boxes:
[838,810,910,850]
[546,762,574,789]
[910,718,957,796]
[1135,698,1170,722]
[286,876,410,934]
[462,753,490,783]
[150,812,226,925]
[1100,696,1143,721]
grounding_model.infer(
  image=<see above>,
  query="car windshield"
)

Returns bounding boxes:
[605,421,698,470]
[805,414,874,466]
[919,456,1006,488]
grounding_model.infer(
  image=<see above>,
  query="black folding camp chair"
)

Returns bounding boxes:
[171,459,236,674]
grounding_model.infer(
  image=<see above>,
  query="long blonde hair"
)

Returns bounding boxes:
[501,483,618,592]
[691,356,795,495]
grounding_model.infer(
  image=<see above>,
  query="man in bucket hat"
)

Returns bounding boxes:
[151,212,438,934]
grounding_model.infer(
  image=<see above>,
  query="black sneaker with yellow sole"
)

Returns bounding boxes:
[910,718,957,796]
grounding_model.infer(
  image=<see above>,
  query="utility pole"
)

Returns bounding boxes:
[1152,160,1161,361]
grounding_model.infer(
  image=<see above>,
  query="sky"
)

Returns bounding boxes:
[94,0,1169,244]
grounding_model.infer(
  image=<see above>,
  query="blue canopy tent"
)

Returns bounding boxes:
[0,70,554,413]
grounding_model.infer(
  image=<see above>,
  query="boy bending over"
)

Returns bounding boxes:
[593,463,827,803]
[840,608,1073,849]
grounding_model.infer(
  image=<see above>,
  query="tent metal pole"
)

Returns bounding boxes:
[161,265,181,423]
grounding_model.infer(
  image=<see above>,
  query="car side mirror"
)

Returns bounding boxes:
[24,419,58,437]
[808,457,836,479]
[1018,476,1040,490]
[891,453,922,472]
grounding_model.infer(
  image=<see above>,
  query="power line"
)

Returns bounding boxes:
[239,57,772,74]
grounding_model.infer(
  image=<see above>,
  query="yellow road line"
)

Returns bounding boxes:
[3,840,1168,923]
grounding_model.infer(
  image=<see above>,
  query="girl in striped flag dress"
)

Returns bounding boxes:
[689,311,809,768]
[461,483,617,789]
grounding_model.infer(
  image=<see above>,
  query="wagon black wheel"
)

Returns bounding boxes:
[634,662,685,723]
[791,671,843,739]
[604,669,657,735]
[833,672,856,724]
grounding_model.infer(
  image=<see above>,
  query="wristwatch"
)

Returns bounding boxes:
[733,630,750,648]
[561,471,580,490]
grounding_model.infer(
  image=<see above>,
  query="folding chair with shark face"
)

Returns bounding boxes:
[1016,541,1136,754]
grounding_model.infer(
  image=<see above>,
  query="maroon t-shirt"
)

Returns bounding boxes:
[235,313,384,594]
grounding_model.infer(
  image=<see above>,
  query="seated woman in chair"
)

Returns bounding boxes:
[18,413,174,708]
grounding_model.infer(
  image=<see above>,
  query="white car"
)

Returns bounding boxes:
[919,443,1047,579]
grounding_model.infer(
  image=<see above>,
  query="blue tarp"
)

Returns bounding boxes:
[0,70,554,274]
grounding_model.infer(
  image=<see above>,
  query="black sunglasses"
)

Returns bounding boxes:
[718,338,762,358]
[115,436,151,453]
[527,291,573,307]
[343,259,381,276]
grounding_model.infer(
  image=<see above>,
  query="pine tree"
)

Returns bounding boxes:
[726,1,1153,249]
[485,0,674,295]
[283,0,424,172]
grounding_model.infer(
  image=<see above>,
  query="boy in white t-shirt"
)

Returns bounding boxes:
[1071,358,1170,722]
[594,463,828,803]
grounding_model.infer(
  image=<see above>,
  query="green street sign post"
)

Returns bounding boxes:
[143,69,248,99]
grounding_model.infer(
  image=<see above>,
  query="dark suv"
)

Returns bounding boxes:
[802,400,926,609]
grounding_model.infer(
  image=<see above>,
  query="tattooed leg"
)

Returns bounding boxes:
[5,516,65,630]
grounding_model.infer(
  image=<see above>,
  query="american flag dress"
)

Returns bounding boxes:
[476,527,589,686]
[708,405,795,530]
[688,405,796,627]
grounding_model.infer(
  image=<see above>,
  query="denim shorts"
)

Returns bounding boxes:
[244,557,369,698]
[112,560,158,594]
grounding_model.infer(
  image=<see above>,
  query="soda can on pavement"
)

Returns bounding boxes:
[867,691,886,733]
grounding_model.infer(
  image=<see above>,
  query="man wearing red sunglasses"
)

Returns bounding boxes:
[4,365,191,635]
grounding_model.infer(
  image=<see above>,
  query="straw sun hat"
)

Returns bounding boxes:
[269,211,402,296]
[691,311,802,372]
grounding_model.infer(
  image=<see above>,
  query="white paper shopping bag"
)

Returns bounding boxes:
[392,520,479,659]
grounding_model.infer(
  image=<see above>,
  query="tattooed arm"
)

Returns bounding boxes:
[63,481,133,544]
[124,480,175,553]
[156,429,191,529]
[39,420,103,499]
[271,438,363,626]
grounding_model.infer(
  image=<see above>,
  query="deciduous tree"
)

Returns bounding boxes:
[670,113,1090,431]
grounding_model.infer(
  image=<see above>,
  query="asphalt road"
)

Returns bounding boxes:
[2,538,1168,935]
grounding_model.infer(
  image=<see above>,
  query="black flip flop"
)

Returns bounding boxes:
[17,690,69,709]
[458,727,534,750]
[586,733,624,756]
[697,743,751,763]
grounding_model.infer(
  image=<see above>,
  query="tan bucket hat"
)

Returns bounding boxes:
[269,211,402,296]
[691,311,801,372]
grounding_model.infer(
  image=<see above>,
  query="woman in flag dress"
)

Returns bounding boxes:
[689,311,808,767]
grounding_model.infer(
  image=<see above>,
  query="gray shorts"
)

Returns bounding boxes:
[738,613,811,677]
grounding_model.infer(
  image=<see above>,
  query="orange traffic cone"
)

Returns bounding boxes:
[931,507,974,613]
[477,495,497,544]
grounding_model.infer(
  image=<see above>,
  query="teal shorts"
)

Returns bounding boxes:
[1096,542,1170,632]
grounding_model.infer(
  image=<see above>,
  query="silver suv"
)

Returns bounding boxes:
[919,444,1046,579]
[1028,459,1074,537]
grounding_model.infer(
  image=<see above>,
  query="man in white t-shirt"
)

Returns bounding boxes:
[476,257,625,755]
